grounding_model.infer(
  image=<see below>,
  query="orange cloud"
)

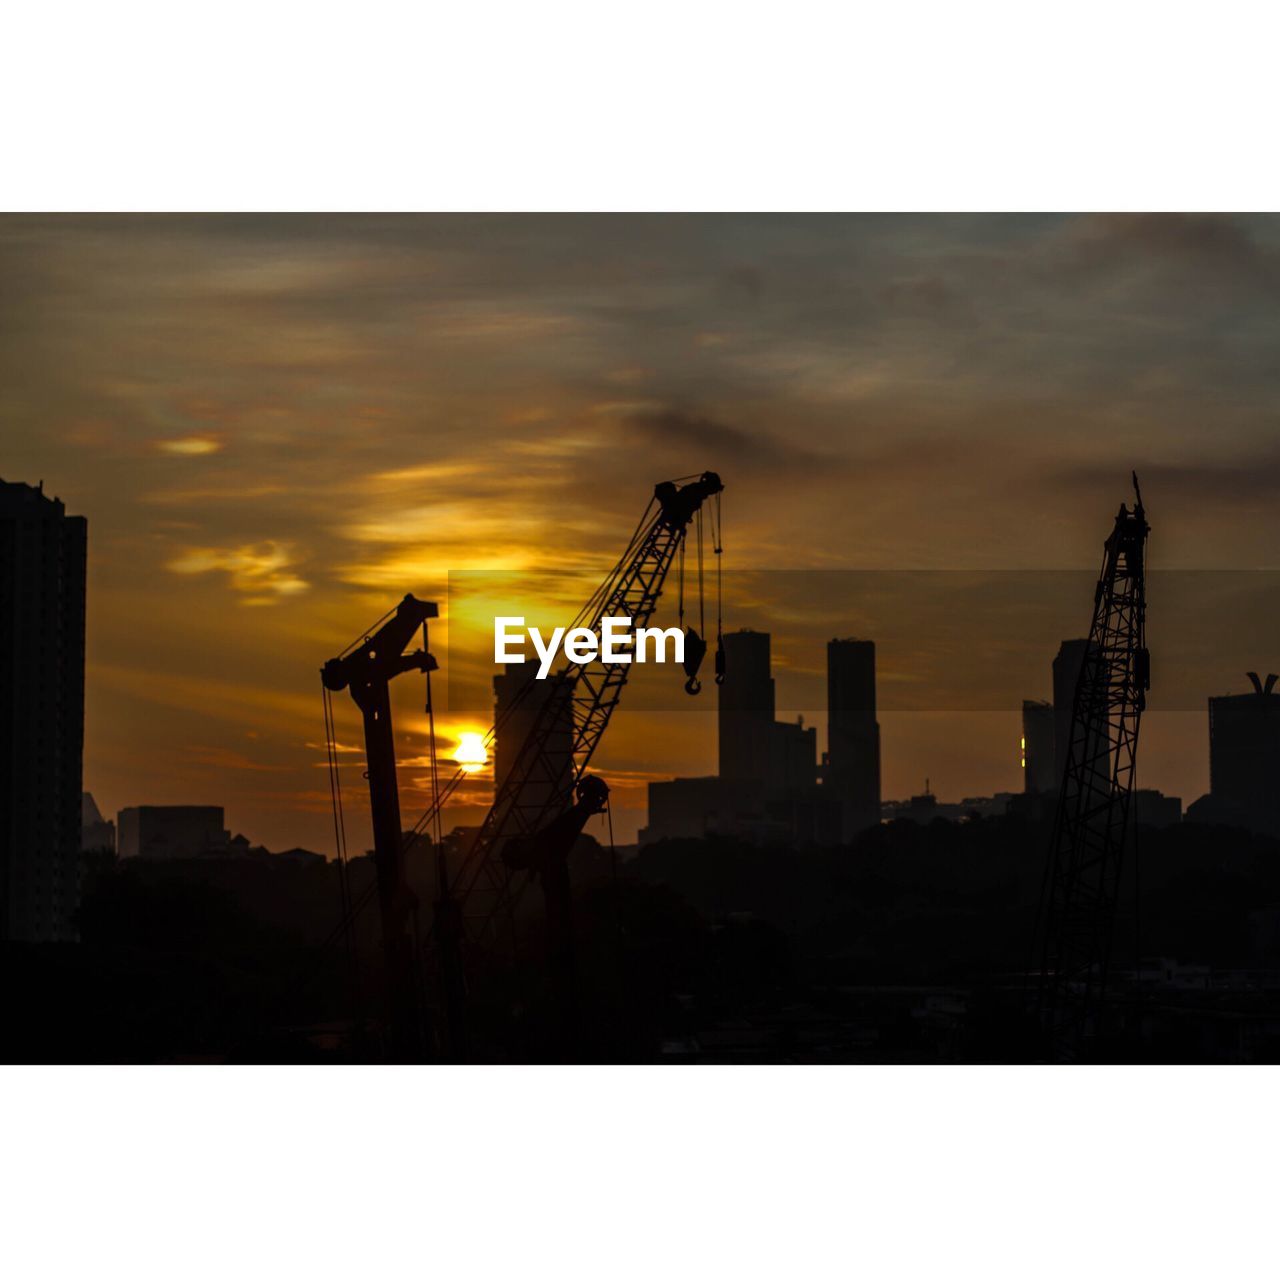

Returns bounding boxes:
[165,541,309,604]
[155,435,223,456]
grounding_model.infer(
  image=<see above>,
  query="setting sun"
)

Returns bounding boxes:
[453,731,489,772]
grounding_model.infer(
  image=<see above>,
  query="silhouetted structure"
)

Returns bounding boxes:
[1133,788,1181,829]
[883,788,1016,823]
[117,805,229,859]
[1199,674,1280,836]
[643,627,825,845]
[1038,478,1150,1060]
[1052,638,1091,788]
[408,471,725,1060]
[80,793,115,852]
[0,479,86,942]
[641,777,720,842]
[717,630,774,784]
[322,593,440,1061]
[1021,699,1055,794]
[493,660,574,810]
[771,715,818,793]
[827,638,880,839]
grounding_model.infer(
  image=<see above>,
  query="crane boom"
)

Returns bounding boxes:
[1036,475,1150,1061]
[445,471,724,947]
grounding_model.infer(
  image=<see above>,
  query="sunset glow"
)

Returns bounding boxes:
[5,213,1275,850]
[453,732,489,772]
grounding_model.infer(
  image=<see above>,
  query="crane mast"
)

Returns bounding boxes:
[321,593,438,1060]
[1036,475,1150,1061]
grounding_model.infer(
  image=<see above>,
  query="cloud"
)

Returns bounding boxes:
[1053,449,1280,504]
[166,540,309,603]
[619,406,844,477]
[155,435,224,456]
[1060,213,1280,294]
[178,745,289,772]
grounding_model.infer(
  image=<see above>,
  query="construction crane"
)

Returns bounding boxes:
[321,472,723,1058]
[1036,473,1150,1061]
[320,594,438,1060]
[444,472,723,941]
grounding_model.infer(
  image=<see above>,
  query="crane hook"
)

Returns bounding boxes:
[682,626,708,697]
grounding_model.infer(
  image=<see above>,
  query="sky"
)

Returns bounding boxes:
[3,212,1280,848]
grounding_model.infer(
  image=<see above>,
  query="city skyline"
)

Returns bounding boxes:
[5,214,1280,847]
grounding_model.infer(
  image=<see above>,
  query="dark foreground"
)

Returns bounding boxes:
[8,814,1280,1063]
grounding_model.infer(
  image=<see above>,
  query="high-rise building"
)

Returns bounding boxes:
[1021,699,1056,794]
[643,629,825,846]
[1052,638,1091,783]
[718,629,775,783]
[117,806,228,859]
[493,662,575,815]
[0,479,87,941]
[769,715,817,793]
[827,638,880,839]
[1205,673,1280,835]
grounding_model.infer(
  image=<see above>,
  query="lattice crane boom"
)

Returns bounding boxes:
[1036,473,1150,1061]
[445,471,724,945]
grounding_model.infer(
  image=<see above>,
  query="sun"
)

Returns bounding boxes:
[453,731,489,773]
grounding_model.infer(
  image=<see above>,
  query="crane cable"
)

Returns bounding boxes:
[321,679,362,1010]
[677,536,685,629]
[696,506,706,637]
[713,491,725,682]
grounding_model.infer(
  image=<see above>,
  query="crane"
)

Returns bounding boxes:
[320,593,438,1060]
[1036,473,1150,1061]
[321,472,723,1059]
[441,472,722,947]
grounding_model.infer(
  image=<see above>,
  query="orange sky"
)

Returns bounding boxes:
[4,214,1279,847]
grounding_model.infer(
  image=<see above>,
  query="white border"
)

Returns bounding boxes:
[2,1065,1274,1278]
[4,1,1279,211]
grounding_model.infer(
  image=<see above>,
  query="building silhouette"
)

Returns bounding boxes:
[1134,788,1181,829]
[117,805,229,859]
[81,792,115,852]
[639,631,893,846]
[1021,699,1055,794]
[642,628,826,845]
[717,629,775,783]
[493,661,574,812]
[826,638,880,839]
[1052,638,1091,786]
[641,775,759,843]
[1188,673,1280,836]
[0,480,86,942]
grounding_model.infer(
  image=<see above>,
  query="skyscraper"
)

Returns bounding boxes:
[0,479,86,941]
[1021,699,1056,794]
[1052,638,1091,786]
[827,638,880,839]
[718,629,775,783]
[1206,673,1280,836]
[493,661,575,814]
[643,629,820,845]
